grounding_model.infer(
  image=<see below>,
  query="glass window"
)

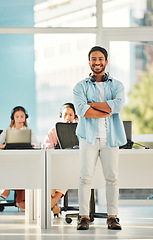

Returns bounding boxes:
[0,34,36,133]
[103,0,153,27]
[109,41,153,136]
[0,33,95,141]
[34,0,96,27]
[34,34,96,140]
[0,0,34,27]
[0,0,96,27]
[1,0,153,28]
[110,40,153,201]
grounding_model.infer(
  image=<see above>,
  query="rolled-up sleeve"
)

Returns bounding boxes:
[73,82,90,117]
[107,81,125,114]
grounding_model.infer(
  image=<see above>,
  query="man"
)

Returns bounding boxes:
[73,46,127,230]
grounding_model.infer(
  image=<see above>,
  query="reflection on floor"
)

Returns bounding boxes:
[0,205,153,239]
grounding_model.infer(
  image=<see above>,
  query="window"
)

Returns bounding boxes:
[103,0,153,28]
[34,34,96,138]
[110,41,153,137]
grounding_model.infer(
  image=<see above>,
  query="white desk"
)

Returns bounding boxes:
[46,149,153,228]
[0,149,46,229]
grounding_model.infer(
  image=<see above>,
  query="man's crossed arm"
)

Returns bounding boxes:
[84,101,112,118]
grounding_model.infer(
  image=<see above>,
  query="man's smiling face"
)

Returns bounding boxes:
[89,50,108,75]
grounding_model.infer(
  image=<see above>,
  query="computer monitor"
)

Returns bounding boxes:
[5,129,32,149]
[6,129,31,144]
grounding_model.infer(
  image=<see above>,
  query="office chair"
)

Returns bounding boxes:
[60,191,79,223]
[0,190,17,212]
[55,122,79,223]
[61,189,108,224]
[0,130,25,212]
[55,122,107,223]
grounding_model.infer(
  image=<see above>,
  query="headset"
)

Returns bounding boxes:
[59,103,78,119]
[89,73,109,83]
[11,106,29,120]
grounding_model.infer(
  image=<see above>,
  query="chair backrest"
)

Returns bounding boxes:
[123,121,132,142]
[120,121,133,149]
[55,122,79,149]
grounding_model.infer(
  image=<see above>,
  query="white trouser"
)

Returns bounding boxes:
[79,138,119,216]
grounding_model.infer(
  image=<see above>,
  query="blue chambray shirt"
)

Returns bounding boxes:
[73,76,127,147]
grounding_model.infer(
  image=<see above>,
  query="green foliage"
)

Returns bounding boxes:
[121,71,153,134]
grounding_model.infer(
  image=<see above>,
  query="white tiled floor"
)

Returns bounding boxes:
[0,205,153,239]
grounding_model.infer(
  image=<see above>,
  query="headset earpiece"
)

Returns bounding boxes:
[90,74,96,82]
[101,73,108,82]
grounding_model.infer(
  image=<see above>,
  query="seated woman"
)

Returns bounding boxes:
[43,103,78,217]
[0,106,38,212]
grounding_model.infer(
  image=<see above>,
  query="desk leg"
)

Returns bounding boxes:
[25,189,45,228]
[40,150,46,229]
[25,189,34,220]
[35,189,41,226]
[47,151,51,229]
[34,189,38,220]
[32,189,45,228]
[47,187,51,228]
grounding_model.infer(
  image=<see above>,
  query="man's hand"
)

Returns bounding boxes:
[84,107,111,118]
[0,144,6,149]
[87,102,94,107]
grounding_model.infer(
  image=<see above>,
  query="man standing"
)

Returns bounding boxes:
[73,46,127,230]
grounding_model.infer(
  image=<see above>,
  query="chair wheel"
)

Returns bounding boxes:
[90,217,94,222]
[0,205,4,212]
[78,215,81,221]
[66,217,72,224]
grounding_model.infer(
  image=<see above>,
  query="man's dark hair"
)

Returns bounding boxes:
[88,46,108,61]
